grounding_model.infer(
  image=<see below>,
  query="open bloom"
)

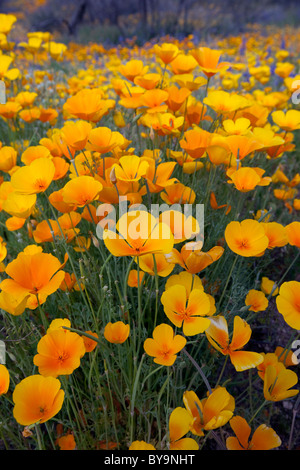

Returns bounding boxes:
[261,222,288,250]
[166,240,224,274]
[226,167,271,192]
[103,210,174,257]
[33,328,86,377]
[11,157,55,195]
[63,88,114,122]
[226,415,281,450]
[62,175,103,207]
[154,42,179,64]
[144,323,186,366]
[190,47,230,77]
[276,281,300,330]
[0,246,66,307]
[12,375,65,426]
[118,59,148,82]
[285,221,300,247]
[245,289,269,312]
[161,283,211,336]
[183,387,235,436]
[205,315,263,371]
[225,219,269,257]
[263,365,299,402]
[169,407,199,450]
[272,109,300,131]
[112,155,149,183]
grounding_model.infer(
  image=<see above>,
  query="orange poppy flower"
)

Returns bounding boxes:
[103,321,130,344]
[0,364,10,395]
[276,281,300,330]
[20,145,51,166]
[210,192,231,214]
[261,222,288,249]
[12,375,65,426]
[159,209,200,244]
[33,328,86,377]
[225,135,264,160]
[112,155,149,183]
[180,128,212,159]
[57,433,76,450]
[182,387,235,436]
[140,89,169,114]
[272,109,300,131]
[0,146,17,172]
[11,157,55,195]
[245,289,269,312]
[19,107,41,123]
[165,85,191,112]
[129,440,156,450]
[137,253,174,278]
[32,211,80,244]
[103,210,174,258]
[144,160,178,193]
[204,90,250,115]
[60,120,92,152]
[127,269,146,287]
[223,117,252,136]
[168,407,199,450]
[166,241,224,274]
[256,352,286,380]
[118,59,148,82]
[285,221,300,247]
[161,182,195,205]
[154,43,179,65]
[173,73,207,92]
[86,126,124,154]
[134,73,161,90]
[190,47,230,77]
[63,88,115,122]
[118,86,145,109]
[263,365,299,402]
[205,315,264,371]
[48,188,77,213]
[144,323,186,366]
[0,246,66,307]
[161,283,211,336]
[226,167,271,192]
[0,101,22,118]
[62,175,103,207]
[0,290,29,316]
[225,219,269,257]
[169,54,198,75]
[226,415,281,450]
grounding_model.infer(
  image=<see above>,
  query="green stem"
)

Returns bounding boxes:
[249,399,268,424]
[183,348,212,394]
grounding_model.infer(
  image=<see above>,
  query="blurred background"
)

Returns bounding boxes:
[0,0,300,45]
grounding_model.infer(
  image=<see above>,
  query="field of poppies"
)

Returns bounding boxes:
[0,10,300,451]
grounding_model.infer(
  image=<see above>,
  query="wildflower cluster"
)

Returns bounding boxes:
[0,13,299,451]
